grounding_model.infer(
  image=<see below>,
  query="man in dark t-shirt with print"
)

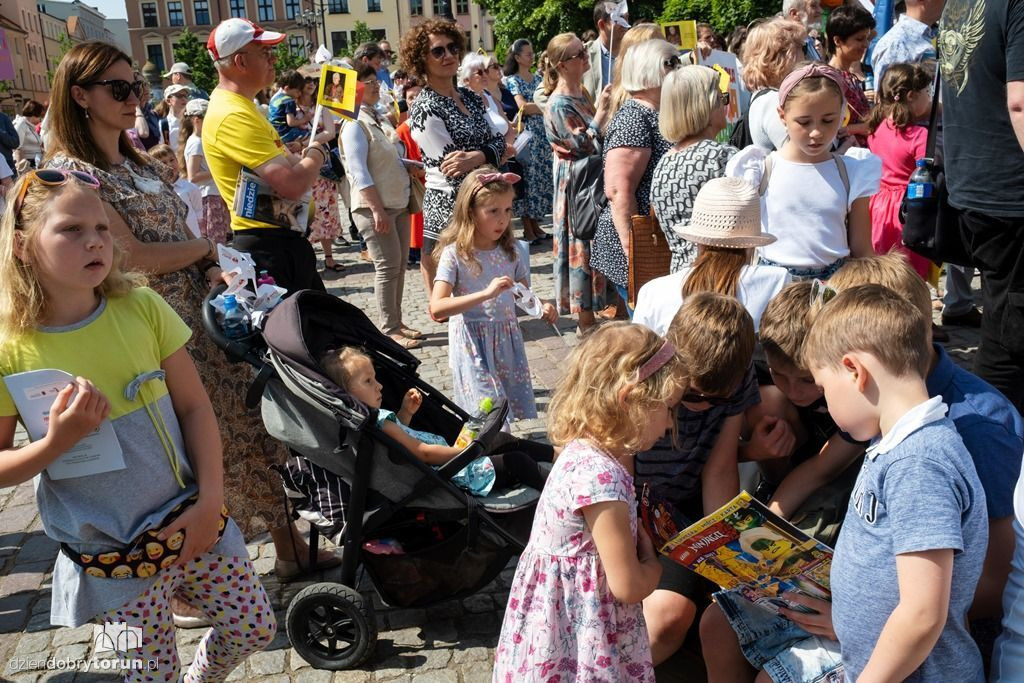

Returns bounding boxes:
[939,0,1024,412]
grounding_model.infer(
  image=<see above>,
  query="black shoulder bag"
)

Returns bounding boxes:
[899,71,973,267]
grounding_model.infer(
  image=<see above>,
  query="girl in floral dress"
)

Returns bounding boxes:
[429,167,558,420]
[493,322,687,682]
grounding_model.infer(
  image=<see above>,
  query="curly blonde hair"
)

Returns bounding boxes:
[548,322,689,453]
[0,175,144,342]
[399,19,465,80]
[741,18,806,90]
[432,166,517,275]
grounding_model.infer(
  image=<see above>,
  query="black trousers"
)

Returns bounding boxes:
[231,228,325,294]
[957,208,1024,412]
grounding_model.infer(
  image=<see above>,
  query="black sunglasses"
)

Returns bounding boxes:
[81,78,145,102]
[664,55,682,70]
[429,43,461,59]
[681,390,731,407]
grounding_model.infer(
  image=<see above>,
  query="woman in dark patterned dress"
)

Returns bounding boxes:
[401,20,506,305]
[45,42,337,592]
[651,65,737,272]
[543,32,613,332]
[590,39,680,315]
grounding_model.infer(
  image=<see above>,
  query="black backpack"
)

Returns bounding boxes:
[728,89,774,150]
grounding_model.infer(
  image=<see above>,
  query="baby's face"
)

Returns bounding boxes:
[345,355,383,408]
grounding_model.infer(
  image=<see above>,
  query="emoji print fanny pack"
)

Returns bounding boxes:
[60,495,230,579]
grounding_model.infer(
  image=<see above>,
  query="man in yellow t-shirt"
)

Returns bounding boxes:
[204,18,329,292]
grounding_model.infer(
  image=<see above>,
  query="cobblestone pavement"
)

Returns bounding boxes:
[0,224,983,682]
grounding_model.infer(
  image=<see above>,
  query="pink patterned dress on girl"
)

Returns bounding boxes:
[493,440,656,682]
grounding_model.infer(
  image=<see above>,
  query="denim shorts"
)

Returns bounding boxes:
[757,256,846,282]
[715,589,844,683]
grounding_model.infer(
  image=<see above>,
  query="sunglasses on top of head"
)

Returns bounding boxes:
[663,55,682,70]
[80,78,146,102]
[429,43,461,59]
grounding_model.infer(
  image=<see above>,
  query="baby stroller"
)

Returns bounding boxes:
[202,288,543,670]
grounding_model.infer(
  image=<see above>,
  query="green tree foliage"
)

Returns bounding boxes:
[172,28,217,94]
[46,32,75,85]
[350,20,377,51]
[478,0,663,58]
[274,43,309,75]
[661,0,781,36]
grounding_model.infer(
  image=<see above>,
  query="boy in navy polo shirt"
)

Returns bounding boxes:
[804,284,987,681]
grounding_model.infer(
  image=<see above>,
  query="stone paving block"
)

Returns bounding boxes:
[450,645,491,665]
[0,505,36,535]
[0,592,36,631]
[459,660,493,683]
[0,531,26,559]
[410,670,457,683]
[224,663,247,681]
[294,668,334,683]
[383,608,425,631]
[15,536,58,565]
[6,649,49,677]
[386,627,424,648]
[289,648,312,670]
[248,648,288,676]
[15,630,52,655]
[255,675,292,683]
[51,642,89,664]
[9,672,39,683]
[418,619,458,646]
[330,670,371,682]
[1,562,50,595]
[460,595,493,614]
[50,625,91,648]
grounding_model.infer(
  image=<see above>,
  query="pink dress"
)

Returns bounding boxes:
[867,118,932,278]
[493,440,655,682]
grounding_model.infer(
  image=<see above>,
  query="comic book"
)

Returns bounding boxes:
[639,486,833,614]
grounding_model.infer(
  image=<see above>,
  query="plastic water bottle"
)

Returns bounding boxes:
[907,159,934,201]
[454,397,495,449]
[257,270,276,287]
[222,294,251,339]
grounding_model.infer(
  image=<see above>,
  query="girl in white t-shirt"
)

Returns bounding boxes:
[634,177,791,335]
[179,99,232,245]
[727,63,880,281]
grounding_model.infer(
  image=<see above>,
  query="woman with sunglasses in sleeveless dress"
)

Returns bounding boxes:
[400,20,506,314]
[43,42,330,599]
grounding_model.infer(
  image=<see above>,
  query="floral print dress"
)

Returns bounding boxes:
[506,73,554,220]
[493,440,655,682]
[545,93,608,315]
[46,154,290,535]
[435,244,537,421]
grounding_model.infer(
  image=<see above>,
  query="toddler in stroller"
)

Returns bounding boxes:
[321,346,553,496]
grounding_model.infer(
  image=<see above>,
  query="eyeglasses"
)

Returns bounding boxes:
[14,169,101,225]
[719,90,731,106]
[681,390,731,407]
[242,46,276,61]
[663,55,682,70]
[486,63,501,72]
[428,43,461,59]
[470,69,485,77]
[560,50,587,63]
[80,78,145,102]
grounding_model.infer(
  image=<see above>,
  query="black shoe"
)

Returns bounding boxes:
[941,307,983,328]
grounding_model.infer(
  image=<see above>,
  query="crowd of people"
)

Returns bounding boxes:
[0,0,1021,680]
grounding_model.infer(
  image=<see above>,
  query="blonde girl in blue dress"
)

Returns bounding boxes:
[429,167,558,421]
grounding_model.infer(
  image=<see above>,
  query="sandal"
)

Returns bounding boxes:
[390,335,421,349]
[399,326,423,339]
[323,259,345,272]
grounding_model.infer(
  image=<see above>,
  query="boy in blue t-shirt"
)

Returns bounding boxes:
[268,70,312,144]
[804,284,987,681]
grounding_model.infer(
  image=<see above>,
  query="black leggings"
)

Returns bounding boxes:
[487,433,554,491]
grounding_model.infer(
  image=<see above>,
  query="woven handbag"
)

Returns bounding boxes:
[627,208,671,308]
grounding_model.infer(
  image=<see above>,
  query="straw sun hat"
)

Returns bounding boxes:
[672,177,776,248]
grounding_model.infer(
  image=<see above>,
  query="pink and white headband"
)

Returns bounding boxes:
[636,341,677,382]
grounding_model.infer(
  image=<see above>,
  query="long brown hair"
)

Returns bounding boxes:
[681,245,752,299]
[865,63,931,135]
[46,41,147,171]
[432,166,517,274]
[543,33,577,96]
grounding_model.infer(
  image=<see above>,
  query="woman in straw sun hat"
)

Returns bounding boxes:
[633,177,792,334]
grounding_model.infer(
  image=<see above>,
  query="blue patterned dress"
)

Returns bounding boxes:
[505,73,554,220]
[435,244,537,421]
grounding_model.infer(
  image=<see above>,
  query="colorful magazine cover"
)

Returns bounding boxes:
[639,486,833,613]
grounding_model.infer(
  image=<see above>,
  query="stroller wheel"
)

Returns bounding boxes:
[286,582,377,670]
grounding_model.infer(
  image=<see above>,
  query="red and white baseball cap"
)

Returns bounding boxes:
[207,18,285,61]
